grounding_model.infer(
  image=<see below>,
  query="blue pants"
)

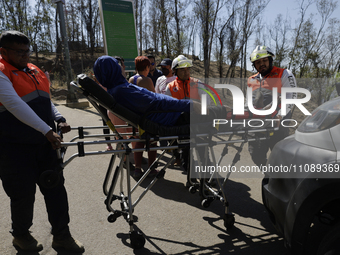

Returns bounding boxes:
[0,142,70,237]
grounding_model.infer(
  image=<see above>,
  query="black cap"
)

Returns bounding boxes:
[157,58,172,67]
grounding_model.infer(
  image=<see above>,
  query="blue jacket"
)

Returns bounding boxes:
[93,56,190,126]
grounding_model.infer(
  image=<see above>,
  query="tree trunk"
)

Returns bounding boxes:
[203,0,210,78]
[174,0,181,55]
[139,0,143,56]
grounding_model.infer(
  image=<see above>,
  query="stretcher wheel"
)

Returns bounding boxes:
[223,213,235,230]
[39,170,60,189]
[107,212,118,223]
[188,186,197,194]
[201,198,213,208]
[130,231,145,249]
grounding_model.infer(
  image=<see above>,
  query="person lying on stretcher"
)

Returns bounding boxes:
[93,56,279,127]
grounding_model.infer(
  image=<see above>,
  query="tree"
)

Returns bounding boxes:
[172,0,187,55]
[149,0,160,54]
[186,15,197,56]
[31,0,55,52]
[80,0,99,56]
[223,0,268,86]
[298,0,337,77]
[0,0,31,34]
[138,0,146,56]
[194,0,225,78]
[287,0,314,71]
[216,0,238,78]
[268,14,290,68]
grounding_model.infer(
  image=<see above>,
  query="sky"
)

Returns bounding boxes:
[262,0,339,35]
[245,0,339,69]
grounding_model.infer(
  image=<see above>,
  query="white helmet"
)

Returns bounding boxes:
[250,45,275,63]
[171,55,193,70]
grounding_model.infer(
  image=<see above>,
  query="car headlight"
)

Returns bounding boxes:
[298,97,340,133]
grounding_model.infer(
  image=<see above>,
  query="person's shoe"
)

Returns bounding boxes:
[52,235,84,253]
[133,168,143,179]
[148,169,159,178]
[13,232,43,252]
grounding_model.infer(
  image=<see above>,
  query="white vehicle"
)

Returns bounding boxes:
[262,96,340,255]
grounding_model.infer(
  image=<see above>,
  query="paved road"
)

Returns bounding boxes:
[0,102,288,255]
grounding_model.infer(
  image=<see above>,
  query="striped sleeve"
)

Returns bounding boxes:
[0,70,52,135]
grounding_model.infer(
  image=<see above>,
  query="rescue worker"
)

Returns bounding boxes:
[247,45,297,167]
[165,55,208,102]
[0,31,84,253]
[165,55,210,171]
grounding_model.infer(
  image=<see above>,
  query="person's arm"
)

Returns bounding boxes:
[137,77,155,92]
[51,102,71,133]
[165,84,173,97]
[155,76,164,94]
[280,69,297,117]
[0,71,62,148]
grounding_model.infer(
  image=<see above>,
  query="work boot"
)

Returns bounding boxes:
[52,234,85,253]
[13,232,43,251]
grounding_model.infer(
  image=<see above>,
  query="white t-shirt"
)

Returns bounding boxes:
[155,75,176,94]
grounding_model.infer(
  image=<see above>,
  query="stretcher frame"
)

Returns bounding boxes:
[52,74,279,249]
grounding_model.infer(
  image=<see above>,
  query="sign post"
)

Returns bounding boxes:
[98,0,138,72]
[54,0,79,104]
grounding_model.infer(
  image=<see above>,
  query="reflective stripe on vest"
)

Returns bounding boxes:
[247,66,285,94]
[168,77,200,100]
[0,90,50,113]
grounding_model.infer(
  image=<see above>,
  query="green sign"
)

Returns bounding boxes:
[98,0,138,71]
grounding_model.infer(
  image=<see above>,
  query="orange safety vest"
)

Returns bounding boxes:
[167,77,201,100]
[0,58,50,105]
[0,56,53,144]
[247,66,285,94]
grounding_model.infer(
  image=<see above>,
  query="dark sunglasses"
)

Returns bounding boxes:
[3,47,32,56]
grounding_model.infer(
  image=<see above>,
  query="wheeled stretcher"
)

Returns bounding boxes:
[43,74,279,249]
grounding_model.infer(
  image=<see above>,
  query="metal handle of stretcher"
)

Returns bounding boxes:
[53,121,278,170]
